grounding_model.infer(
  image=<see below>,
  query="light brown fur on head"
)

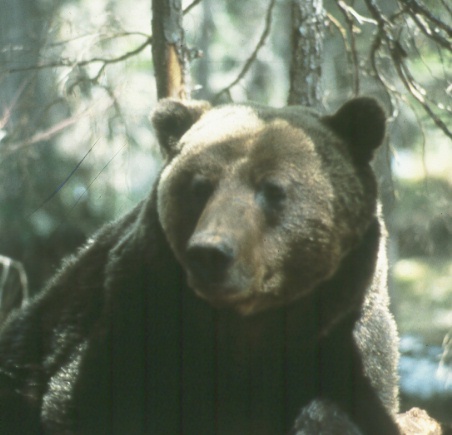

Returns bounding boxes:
[153,98,385,315]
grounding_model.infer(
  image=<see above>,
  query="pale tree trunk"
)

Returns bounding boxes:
[151,0,188,100]
[287,0,325,108]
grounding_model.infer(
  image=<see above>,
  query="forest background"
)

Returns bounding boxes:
[0,0,451,424]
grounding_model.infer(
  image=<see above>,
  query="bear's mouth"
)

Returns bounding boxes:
[186,267,257,310]
[188,273,245,302]
[192,286,263,315]
[188,274,291,316]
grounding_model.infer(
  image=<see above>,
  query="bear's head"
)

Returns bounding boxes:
[152,98,386,316]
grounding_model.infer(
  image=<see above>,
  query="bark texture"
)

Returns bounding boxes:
[288,0,325,108]
[151,0,188,99]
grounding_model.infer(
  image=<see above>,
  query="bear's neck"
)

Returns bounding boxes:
[309,216,381,337]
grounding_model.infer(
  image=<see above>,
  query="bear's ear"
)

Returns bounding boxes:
[322,97,386,164]
[151,98,211,158]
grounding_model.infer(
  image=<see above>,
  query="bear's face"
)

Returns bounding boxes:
[153,98,385,316]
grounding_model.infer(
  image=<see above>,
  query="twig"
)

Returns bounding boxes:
[28,139,100,217]
[439,0,452,17]
[1,104,104,160]
[0,78,32,129]
[47,31,152,48]
[213,0,276,102]
[335,1,362,95]
[183,0,203,15]
[406,10,452,51]
[337,1,377,25]
[402,0,452,38]
[4,37,152,75]
[62,142,127,219]
[363,0,452,140]
[396,60,452,139]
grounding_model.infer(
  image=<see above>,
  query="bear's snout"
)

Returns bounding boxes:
[186,233,235,292]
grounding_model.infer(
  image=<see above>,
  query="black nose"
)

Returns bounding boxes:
[186,237,234,286]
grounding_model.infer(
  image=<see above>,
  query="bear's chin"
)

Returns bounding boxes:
[191,283,310,317]
[191,285,257,314]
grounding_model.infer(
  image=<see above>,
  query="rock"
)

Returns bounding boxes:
[397,408,442,435]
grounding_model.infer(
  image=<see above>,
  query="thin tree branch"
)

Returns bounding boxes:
[183,0,203,15]
[395,59,452,139]
[439,0,452,16]
[363,0,452,140]
[405,10,452,51]
[368,31,396,115]
[337,1,377,25]
[60,142,127,222]
[402,0,452,38]
[27,139,100,217]
[213,0,276,102]
[3,36,152,75]
[1,102,112,161]
[0,78,32,129]
[335,1,361,95]
[47,31,152,48]
[326,13,347,40]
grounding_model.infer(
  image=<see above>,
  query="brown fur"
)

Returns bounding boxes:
[158,102,378,316]
[0,97,400,435]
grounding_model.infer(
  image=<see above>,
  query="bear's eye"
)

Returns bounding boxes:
[257,179,286,210]
[190,174,214,206]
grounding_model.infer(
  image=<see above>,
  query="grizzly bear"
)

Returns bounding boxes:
[0,97,400,434]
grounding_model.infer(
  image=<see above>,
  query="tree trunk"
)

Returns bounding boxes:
[151,0,188,100]
[287,0,325,108]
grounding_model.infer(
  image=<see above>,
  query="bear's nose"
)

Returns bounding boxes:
[186,235,234,286]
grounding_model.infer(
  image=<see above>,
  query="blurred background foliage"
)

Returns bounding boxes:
[0,0,451,423]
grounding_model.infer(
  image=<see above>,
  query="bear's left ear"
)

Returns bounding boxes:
[151,98,211,158]
[322,97,386,164]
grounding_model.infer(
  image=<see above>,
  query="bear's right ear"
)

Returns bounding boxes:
[322,97,386,164]
[151,98,211,158]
